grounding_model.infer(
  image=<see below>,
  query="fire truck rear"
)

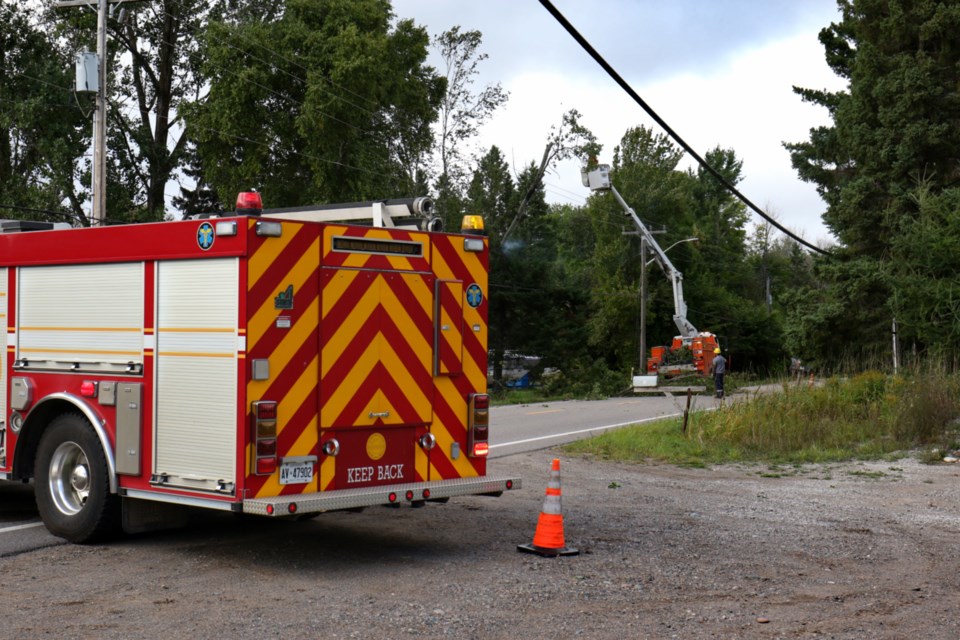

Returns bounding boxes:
[0,195,519,543]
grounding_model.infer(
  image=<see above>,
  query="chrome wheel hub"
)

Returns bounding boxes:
[49,441,90,516]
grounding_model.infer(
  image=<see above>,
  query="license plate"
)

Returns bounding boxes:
[279,461,314,485]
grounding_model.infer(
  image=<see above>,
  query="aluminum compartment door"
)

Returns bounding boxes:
[155,258,239,491]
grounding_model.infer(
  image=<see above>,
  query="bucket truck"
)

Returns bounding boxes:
[582,165,720,379]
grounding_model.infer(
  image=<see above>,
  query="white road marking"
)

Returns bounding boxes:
[490,412,684,449]
[0,521,45,534]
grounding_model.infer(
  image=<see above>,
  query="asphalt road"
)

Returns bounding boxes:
[0,480,60,557]
[0,393,706,555]
[488,393,707,457]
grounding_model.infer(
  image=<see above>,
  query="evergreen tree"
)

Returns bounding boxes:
[785,0,960,365]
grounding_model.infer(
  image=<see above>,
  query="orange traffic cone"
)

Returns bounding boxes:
[517,458,579,557]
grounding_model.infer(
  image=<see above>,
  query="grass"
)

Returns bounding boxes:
[564,369,960,466]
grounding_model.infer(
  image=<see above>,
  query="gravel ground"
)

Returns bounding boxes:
[3,450,960,639]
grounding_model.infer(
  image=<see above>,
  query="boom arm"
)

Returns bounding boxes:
[583,165,699,339]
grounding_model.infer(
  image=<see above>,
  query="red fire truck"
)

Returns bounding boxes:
[0,195,519,543]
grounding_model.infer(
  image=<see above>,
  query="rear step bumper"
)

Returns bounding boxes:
[242,474,522,516]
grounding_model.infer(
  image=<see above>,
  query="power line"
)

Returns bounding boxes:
[11,71,73,94]
[538,0,830,256]
[544,186,585,205]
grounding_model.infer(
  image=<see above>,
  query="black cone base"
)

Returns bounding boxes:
[517,542,580,557]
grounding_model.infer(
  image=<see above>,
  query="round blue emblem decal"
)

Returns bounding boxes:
[197,221,215,251]
[466,283,483,308]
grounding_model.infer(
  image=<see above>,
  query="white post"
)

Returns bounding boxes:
[892,316,899,375]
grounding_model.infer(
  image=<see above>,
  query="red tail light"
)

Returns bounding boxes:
[251,401,278,476]
[256,402,277,420]
[257,438,277,457]
[256,457,277,475]
[467,393,489,458]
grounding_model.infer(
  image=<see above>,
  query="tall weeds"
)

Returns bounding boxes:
[568,368,960,465]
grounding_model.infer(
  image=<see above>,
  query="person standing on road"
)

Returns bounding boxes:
[709,347,727,398]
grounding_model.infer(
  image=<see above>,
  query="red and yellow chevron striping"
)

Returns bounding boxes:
[243,220,489,499]
[245,221,320,498]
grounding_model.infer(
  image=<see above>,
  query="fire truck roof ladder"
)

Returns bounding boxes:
[261,197,437,230]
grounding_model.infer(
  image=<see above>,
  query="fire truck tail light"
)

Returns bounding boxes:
[252,401,279,476]
[257,438,277,457]
[467,393,490,458]
[388,492,398,503]
[80,381,98,397]
[256,457,277,475]
[256,402,277,420]
[288,503,298,514]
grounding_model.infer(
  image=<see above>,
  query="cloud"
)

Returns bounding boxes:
[396,0,845,243]
[477,28,845,244]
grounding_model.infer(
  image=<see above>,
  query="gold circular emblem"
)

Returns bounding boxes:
[366,433,387,461]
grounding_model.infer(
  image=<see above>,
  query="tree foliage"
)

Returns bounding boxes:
[785,0,960,367]
[183,0,445,207]
[47,0,234,221]
[480,123,787,392]
[0,3,87,223]
[432,26,508,227]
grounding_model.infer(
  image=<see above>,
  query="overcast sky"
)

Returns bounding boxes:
[394,0,847,246]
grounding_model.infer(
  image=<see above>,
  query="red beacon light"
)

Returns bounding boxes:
[236,191,263,216]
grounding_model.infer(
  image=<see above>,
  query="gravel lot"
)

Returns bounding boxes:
[4,450,960,639]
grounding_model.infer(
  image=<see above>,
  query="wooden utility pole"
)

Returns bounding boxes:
[55,0,141,226]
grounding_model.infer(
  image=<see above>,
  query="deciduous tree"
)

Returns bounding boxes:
[0,3,87,223]
[183,0,444,207]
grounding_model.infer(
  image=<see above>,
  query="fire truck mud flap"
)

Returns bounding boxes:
[242,474,521,516]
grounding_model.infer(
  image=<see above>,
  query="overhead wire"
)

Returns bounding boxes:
[538,0,830,256]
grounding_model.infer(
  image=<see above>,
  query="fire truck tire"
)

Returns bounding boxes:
[34,413,120,544]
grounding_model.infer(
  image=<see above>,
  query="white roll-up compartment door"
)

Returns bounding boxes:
[17,263,144,372]
[155,258,239,491]
[1,267,7,436]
